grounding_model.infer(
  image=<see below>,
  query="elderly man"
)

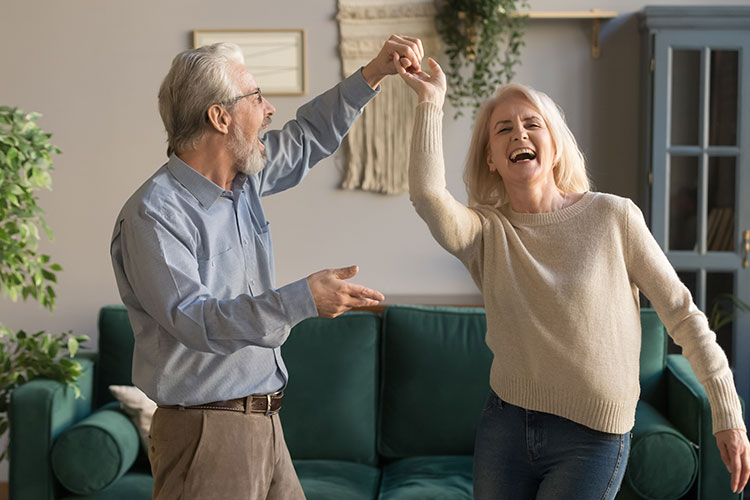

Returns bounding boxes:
[110,35,424,500]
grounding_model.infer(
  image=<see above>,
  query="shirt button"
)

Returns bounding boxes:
[243,239,248,246]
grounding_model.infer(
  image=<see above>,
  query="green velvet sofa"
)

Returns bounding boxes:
[9,305,743,500]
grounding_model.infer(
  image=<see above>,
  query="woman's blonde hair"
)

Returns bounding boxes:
[463,83,590,206]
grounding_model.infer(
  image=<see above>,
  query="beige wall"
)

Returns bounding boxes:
[2,0,750,480]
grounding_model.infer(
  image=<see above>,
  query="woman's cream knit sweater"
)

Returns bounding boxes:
[409,101,745,434]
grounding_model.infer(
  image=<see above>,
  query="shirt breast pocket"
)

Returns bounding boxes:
[255,220,271,251]
[197,247,242,298]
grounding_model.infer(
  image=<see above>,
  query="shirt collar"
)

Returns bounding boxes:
[166,154,232,209]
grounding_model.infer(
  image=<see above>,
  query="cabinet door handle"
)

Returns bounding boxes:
[744,230,750,269]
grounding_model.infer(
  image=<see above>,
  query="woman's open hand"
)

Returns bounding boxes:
[394,55,446,107]
[715,428,750,493]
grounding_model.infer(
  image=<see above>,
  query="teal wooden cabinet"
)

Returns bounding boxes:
[639,6,750,431]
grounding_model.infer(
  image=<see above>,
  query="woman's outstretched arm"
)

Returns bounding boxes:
[396,56,483,256]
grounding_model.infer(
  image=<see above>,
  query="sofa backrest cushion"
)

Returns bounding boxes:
[639,308,668,406]
[97,305,136,407]
[282,311,380,466]
[378,305,492,458]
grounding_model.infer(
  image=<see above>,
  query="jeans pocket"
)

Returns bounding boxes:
[482,391,504,413]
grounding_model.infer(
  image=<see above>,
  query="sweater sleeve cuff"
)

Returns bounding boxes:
[279,278,318,326]
[704,374,747,433]
[412,102,444,153]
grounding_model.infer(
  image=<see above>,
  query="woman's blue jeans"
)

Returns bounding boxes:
[473,391,630,500]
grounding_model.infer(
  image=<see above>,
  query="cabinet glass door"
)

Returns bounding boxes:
[651,30,750,406]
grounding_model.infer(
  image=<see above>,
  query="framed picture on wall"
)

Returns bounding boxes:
[193,29,306,96]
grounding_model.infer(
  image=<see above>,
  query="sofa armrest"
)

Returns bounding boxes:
[666,354,743,500]
[665,354,706,445]
[9,357,95,500]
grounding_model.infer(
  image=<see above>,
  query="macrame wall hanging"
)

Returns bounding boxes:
[337,0,440,195]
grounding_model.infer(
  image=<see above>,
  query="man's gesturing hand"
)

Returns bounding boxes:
[307,265,385,318]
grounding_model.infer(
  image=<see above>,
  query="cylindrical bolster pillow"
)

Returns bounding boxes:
[51,403,139,495]
[626,400,698,500]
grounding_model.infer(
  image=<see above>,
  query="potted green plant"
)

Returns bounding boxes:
[709,293,750,333]
[0,106,88,460]
[435,0,528,118]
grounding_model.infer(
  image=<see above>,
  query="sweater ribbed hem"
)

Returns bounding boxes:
[412,102,443,153]
[502,191,597,226]
[493,376,635,435]
[704,374,747,433]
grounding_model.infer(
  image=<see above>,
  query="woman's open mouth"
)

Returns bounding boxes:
[509,148,537,163]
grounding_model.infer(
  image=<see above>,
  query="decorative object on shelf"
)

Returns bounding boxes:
[194,29,306,96]
[337,0,440,195]
[434,0,528,118]
[706,207,735,252]
[0,106,89,461]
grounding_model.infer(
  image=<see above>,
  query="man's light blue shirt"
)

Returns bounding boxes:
[110,69,378,405]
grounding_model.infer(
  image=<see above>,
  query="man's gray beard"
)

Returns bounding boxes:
[229,125,266,176]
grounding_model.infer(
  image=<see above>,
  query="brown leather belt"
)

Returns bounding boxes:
[159,392,283,415]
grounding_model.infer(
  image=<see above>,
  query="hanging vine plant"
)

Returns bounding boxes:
[435,0,528,118]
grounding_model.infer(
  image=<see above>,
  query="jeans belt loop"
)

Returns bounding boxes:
[244,395,252,415]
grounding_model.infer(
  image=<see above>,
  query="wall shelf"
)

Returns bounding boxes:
[513,9,618,58]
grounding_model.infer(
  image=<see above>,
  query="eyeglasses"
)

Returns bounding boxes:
[225,88,262,105]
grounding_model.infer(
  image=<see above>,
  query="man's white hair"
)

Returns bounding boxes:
[158,43,245,156]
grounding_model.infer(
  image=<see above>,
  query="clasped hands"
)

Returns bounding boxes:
[359,34,446,108]
[361,34,424,89]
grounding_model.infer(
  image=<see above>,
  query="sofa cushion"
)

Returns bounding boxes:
[379,305,491,458]
[626,400,698,500]
[109,385,157,450]
[60,472,154,500]
[51,403,139,495]
[294,459,380,500]
[282,311,380,465]
[97,305,136,407]
[60,472,153,500]
[378,456,473,500]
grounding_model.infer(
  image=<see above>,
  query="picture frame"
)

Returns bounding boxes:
[193,29,306,96]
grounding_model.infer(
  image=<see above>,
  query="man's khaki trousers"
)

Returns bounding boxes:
[148,406,306,500]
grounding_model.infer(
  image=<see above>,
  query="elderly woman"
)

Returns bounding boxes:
[395,55,750,499]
